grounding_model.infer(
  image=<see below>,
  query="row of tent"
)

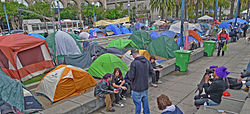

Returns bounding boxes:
[218,18,249,29]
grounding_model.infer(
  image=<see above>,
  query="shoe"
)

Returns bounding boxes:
[107,109,115,112]
[151,83,158,87]
[120,95,126,101]
[157,80,162,84]
[114,102,124,107]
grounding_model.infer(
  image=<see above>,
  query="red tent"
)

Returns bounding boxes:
[0,34,54,81]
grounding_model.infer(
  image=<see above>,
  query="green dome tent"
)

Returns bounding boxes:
[129,30,152,49]
[88,53,129,78]
[147,36,179,59]
[46,31,83,63]
[106,39,138,50]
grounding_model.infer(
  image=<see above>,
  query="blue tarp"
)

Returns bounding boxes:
[120,27,131,34]
[106,24,122,35]
[150,32,160,40]
[160,31,176,38]
[176,36,199,47]
[135,23,145,29]
[218,22,230,29]
[89,28,104,37]
[28,33,46,39]
[227,18,248,24]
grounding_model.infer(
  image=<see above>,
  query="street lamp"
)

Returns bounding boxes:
[128,0,130,24]
[180,0,185,48]
[215,0,218,21]
[92,2,95,26]
[1,0,11,33]
[234,0,240,27]
[55,0,62,31]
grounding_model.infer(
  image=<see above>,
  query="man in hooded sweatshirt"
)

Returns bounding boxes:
[128,49,156,114]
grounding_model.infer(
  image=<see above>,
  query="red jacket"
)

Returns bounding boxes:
[217,32,229,40]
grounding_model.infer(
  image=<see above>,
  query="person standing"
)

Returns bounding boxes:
[217,28,229,56]
[128,49,156,114]
[242,23,248,37]
[150,56,163,86]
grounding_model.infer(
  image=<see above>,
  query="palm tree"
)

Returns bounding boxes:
[218,0,230,21]
[195,0,200,22]
[150,0,173,19]
[229,0,235,19]
[176,0,179,19]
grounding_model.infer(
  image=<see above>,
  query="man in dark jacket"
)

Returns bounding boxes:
[128,49,155,114]
[194,66,230,108]
[94,73,119,112]
[242,23,248,37]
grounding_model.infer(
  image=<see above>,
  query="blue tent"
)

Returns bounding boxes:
[89,28,105,38]
[106,24,122,35]
[135,23,146,29]
[227,18,248,24]
[176,36,199,47]
[120,27,131,34]
[150,32,160,40]
[218,22,230,29]
[0,69,43,113]
[28,33,46,39]
[160,31,176,38]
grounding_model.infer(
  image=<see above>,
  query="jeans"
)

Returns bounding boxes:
[194,94,218,106]
[132,90,150,114]
[152,71,160,84]
[246,76,250,88]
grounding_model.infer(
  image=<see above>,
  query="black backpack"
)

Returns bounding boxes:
[226,77,243,90]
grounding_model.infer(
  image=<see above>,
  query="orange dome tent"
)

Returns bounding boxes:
[188,30,203,42]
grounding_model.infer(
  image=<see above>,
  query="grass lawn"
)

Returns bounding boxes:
[22,74,45,85]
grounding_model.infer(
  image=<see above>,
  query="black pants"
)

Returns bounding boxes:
[243,30,247,37]
[217,41,225,56]
[152,71,160,84]
[114,83,128,103]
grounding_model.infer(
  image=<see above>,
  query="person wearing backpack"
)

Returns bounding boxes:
[217,28,229,56]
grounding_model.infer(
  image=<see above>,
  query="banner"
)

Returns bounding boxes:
[95,17,129,27]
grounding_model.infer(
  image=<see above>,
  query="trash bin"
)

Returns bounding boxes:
[203,41,216,56]
[174,50,192,72]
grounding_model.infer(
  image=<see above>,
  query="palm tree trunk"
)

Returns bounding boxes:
[230,0,235,19]
[237,0,241,18]
[247,3,250,23]
[184,0,187,21]
[219,5,222,21]
[202,2,204,16]
[195,0,199,22]
[161,9,164,19]
[213,0,216,20]
[176,0,179,19]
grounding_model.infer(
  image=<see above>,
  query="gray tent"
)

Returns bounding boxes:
[86,44,107,57]
[63,52,92,69]
[79,32,90,40]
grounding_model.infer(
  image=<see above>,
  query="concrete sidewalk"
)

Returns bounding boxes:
[92,38,250,114]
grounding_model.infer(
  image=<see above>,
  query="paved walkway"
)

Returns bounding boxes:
[92,38,250,114]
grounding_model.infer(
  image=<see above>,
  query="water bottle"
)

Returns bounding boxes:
[204,102,207,110]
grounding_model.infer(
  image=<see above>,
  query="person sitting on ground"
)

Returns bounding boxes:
[194,66,230,108]
[238,69,250,92]
[111,68,128,107]
[150,56,163,87]
[94,73,119,112]
[157,94,183,114]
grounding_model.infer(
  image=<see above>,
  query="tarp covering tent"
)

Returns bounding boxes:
[120,27,131,34]
[122,50,151,67]
[106,39,138,50]
[88,53,129,78]
[218,22,230,29]
[86,43,107,57]
[160,31,176,38]
[169,22,203,33]
[63,52,92,69]
[188,30,203,42]
[176,36,199,47]
[129,30,152,49]
[107,47,128,57]
[0,34,54,81]
[153,20,165,26]
[0,69,43,113]
[105,24,122,35]
[28,33,46,39]
[135,23,146,29]
[150,32,161,40]
[46,31,83,63]
[197,15,214,20]
[79,32,90,40]
[37,65,97,102]
[226,18,248,24]
[89,28,106,38]
[147,36,179,59]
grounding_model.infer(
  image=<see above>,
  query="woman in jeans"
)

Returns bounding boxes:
[111,68,128,107]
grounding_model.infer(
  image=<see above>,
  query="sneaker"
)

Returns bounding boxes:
[114,102,124,107]
[107,109,115,112]
[157,80,162,84]
[120,95,126,101]
[151,83,158,87]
